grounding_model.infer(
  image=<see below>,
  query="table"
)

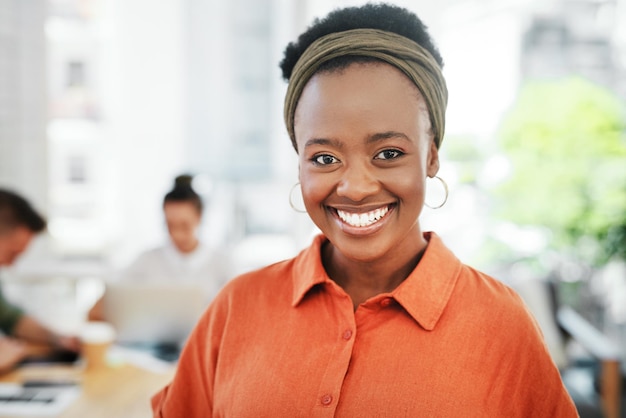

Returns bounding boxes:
[0,350,175,418]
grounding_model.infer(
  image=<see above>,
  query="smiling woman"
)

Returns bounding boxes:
[295,63,437,279]
[151,4,578,417]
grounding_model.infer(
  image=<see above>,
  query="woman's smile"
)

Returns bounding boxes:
[328,204,396,237]
[336,204,390,228]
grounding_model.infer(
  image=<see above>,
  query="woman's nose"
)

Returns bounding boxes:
[336,164,380,202]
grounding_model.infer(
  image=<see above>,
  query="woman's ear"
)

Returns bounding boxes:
[426,140,440,178]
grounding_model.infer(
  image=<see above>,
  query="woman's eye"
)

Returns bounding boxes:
[375,149,404,160]
[313,154,339,165]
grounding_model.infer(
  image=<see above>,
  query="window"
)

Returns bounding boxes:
[68,155,86,183]
[67,61,86,88]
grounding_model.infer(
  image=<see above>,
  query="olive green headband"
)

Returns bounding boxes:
[284,28,448,151]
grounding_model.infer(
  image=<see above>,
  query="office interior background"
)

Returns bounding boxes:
[1,0,625,349]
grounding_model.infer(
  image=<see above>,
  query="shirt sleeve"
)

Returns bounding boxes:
[489,297,579,417]
[0,287,24,335]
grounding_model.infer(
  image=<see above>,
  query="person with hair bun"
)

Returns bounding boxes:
[148,174,206,259]
[152,4,576,417]
[120,174,231,294]
[89,175,231,320]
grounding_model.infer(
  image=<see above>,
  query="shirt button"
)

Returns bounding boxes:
[380,298,392,308]
[321,394,333,405]
[342,329,352,340]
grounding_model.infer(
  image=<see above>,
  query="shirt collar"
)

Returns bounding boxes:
[291,232,462,331]
[291,234,330,306]
[392,232,462,331]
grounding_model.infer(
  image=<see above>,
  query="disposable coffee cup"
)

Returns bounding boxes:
[80,321,116,370]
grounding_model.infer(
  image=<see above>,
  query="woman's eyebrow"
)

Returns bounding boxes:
[366,131,411,144]
[303,132,410,149]
[304,137,343,149]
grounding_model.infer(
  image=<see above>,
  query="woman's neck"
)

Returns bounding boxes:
[176,239,199,254]
[322,234,428,309]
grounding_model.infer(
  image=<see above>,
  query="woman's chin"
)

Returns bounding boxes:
[174,242,197,254]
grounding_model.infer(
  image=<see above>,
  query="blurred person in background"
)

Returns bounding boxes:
[120,174,232,289]
[152,4,577,417]
[0,189,79,374]
[89,174,232,320]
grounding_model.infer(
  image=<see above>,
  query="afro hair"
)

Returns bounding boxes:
[279,3,443,81]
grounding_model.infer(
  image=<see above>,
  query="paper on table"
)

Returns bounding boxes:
[0,382,80,417]
[107,345,174,374]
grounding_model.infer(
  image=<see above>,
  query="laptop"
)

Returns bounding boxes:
[103,282,207,356]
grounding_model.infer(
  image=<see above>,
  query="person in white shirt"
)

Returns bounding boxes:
[89,175,231,320]
[120,175,231,291]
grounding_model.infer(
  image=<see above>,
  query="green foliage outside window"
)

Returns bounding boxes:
[493,77,626,267]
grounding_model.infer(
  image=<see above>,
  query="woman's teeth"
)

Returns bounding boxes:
[336,206,389,227]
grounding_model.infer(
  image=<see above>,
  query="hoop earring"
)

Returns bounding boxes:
[424,175,449,209]
[289,182,307,213]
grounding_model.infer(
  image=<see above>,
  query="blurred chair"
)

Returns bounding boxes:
[511,278,623,418]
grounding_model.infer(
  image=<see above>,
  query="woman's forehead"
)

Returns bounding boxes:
[294,63,430,142]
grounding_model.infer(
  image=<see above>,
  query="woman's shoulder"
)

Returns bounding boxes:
[458,264,518,295]
[455,263,536,323]
[424,233,530,320]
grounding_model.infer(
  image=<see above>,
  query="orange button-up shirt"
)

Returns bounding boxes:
[152,232,577,417]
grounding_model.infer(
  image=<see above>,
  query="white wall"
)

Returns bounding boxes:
[0,0,48,211]
[104,0,187,267]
